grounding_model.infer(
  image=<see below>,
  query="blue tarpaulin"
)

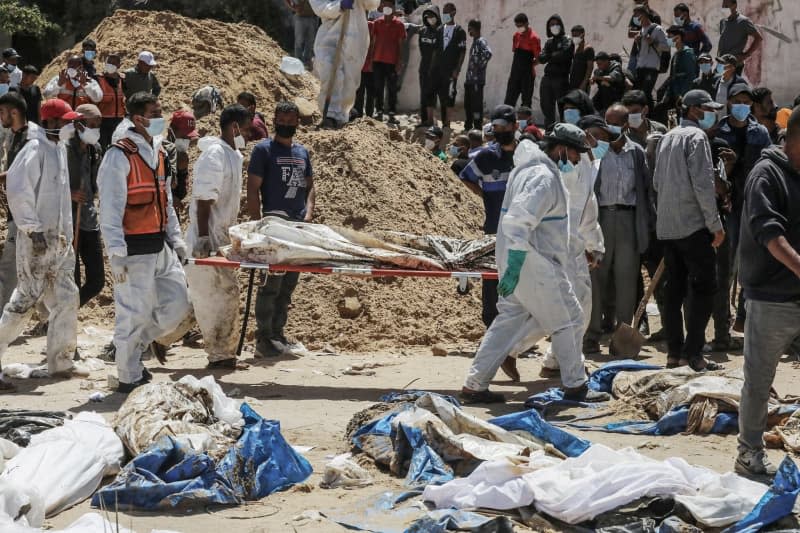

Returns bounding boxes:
[567,406,739,436]
[723,456,800,533]
[380,391,461,406]
[489,409,591,457]
[587,360,662,392]
[92,403,312,510]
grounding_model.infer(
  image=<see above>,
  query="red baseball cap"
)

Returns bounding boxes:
[40,99,82,121]
[170,110,199,139]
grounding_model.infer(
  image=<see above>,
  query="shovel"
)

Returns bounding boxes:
[609,259,665,358]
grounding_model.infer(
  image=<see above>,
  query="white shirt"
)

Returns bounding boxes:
[443,24,455,48]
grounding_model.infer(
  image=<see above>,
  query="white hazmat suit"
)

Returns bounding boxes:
[184,136,245,363]
[98,129,190,384]
[311,0,380,124]
[464,140,586,392]
[540,155,604,370]
[0,123,78,376]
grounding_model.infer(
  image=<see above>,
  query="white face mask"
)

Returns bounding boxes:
[78,127,100,145]
[674,16,684,25]
[59,123,75,142]
[174,138,190,152]
[104,63,118,74]
[234,134,246,150]
[550,24,562,35]
[628,112,644,129]
[424,139,436,150]
[66,67,78,79]
[382,6,393,15]
[573,36,583,46]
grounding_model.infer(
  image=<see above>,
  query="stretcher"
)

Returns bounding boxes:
[185,256,499,355]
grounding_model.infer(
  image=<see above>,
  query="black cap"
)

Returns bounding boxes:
[728,83,753,99]
[716,53,738,65]
[666,25,685,36]
[577,114,614,135]
[2,48,19,59]
[543,123,591,153]
[595,51,610,61]
[698,53,713,62]
[490,104,516,126]
[683,89,725,109]
[426,125,444,138]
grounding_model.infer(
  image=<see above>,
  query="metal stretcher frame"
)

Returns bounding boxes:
[185,256,499,355]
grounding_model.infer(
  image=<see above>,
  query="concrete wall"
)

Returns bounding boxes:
[397,0,800,119]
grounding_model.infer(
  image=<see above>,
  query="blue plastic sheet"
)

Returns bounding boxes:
[380,390,461,407]
[567,406,739,436]
[405,511,510,532]
[587,360,662,392]
[396,424,454,487]
[489,409,591,457]
[723,456,800,533]
[92,403,312,510]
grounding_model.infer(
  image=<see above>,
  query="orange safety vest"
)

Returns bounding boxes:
[97,75,126,118]
[56,85,94,110]
[114,138,168,237]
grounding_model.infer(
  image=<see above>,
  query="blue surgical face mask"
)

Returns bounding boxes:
[448,145,460,156]
[0,83,8,97]
[632,16,641,27]
[145,117,165,136]
[716,63,725,75]
[607,124,623,136]
[519,119,528,131]
[699,63,712,75]
[731,103,751,121]
[699,110,717,130]
[442,12,453,24]
[559,159,576,173]
[84,50,96,61]
[592,140,610,160]
[564,108,581,125]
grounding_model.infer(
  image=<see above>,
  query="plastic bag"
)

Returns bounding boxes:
[320,453,373,489]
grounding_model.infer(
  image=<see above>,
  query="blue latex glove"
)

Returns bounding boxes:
[340,0,355,9]
[498,249,527,297]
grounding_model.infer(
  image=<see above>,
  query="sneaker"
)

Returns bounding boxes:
[712,337,744,352]
[563,383,610,403]
[735,449,777,477]
[117,374,150,394]
[460,388,506,404]
[254,338,281,358]
[374,112,384,121]
[582,339,601,355]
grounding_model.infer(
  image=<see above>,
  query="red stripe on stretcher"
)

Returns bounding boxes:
[185,256,499,280]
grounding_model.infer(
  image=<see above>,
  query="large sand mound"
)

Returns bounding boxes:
[40,9,319,115]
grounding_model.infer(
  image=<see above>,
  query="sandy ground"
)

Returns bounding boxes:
[2,312,796,532]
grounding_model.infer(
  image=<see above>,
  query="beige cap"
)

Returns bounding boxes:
[75,103,101,119]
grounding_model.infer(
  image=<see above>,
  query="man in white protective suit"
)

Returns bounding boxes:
[98,91,190,394]
[311,0,380,128]
[461,124,611,404]
[184,104,252,370]
[508,117,607,380]
[0,99,84,392]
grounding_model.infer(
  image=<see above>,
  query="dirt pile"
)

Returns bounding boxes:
[280,119,488,350]
[39,9,319,118]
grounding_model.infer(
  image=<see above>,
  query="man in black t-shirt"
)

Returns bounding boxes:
[569,25,595,92]
[434,2,467,128]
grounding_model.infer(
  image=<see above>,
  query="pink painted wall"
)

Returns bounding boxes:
[397,0,799,119]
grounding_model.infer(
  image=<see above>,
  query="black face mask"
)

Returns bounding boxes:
[494,130,515,146]
[274,124,297,138]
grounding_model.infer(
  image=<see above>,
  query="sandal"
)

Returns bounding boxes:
[500,357,521,382]
[687,357,723,372]
[460,388,506,404]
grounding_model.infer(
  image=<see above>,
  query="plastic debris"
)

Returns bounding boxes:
[320,453,374,489]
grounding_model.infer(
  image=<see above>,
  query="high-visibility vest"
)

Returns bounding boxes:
[97,75,126,119]
[113,138,168,237]
[55,85,93,110]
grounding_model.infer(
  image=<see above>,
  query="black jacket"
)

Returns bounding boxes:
[591,60,625,112]
[439,23,467,75]
[740,147,800,302]
[418,6,442,77]
[538,15,574,78]
[691,72,716,94]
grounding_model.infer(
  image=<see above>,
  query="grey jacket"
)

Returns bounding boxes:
[595,138,654,253]
[652,119,722,240]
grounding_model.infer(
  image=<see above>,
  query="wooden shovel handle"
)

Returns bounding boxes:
[632,258,665,327]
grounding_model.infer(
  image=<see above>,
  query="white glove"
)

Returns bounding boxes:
[110,255,127,284]
[192,236,212,259]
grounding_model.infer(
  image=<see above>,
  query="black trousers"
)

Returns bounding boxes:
[505,59,535,108]
[463,83,484,131]
[539,74,570,127]
[255,272,300,341]
[74,229,105,307]
[481,279,499,328]
[661,230,718,360]
[373,62,398,115]
[634,67,659,113]
[354,71,375,118]
[100,117,123,151]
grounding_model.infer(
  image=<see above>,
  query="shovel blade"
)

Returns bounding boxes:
[610,323,646,358]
